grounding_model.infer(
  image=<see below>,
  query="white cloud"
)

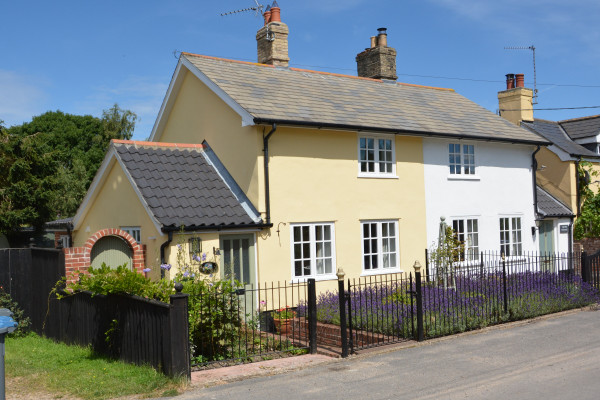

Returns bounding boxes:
[0,70,48,127]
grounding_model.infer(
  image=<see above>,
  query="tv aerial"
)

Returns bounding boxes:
[221,0,265,17]
[505,45,538,104]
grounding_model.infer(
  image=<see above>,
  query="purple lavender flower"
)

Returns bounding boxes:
[143,268,151,273]
[201,253,207,261]
[160,264,171,271]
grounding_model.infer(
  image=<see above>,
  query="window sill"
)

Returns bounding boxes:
[361,269,403,277]
[447,175,480,181]
[358,173,399,179]
[290,275,338,284]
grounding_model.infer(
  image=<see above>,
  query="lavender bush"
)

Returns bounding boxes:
[300,271,600,340]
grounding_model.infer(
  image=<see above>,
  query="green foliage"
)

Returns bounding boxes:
[574,161,600,239]
[429,225,464,288]
[0,287,31,337]
[0,106,137,237]
[183,277,243,362]
[271,307,296,319]
[63,263,173,303]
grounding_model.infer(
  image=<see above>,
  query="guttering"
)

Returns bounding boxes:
[532,145,541,218]
[161,222,273,233]
[253,118,549,146]
[263,123,277,225]
[159,231,173,279]
[575,157,582,217]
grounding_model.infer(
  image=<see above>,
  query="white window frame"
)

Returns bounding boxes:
[499,216,522,256]
[361,220,401,275]
[452,218,479,261]
[121,226,141,243]
[357,134,397,178]
[448,143,476,176]
[290,222,337,281]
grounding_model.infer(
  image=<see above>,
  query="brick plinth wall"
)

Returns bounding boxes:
[574,238,600,255]
[64,229,146,283]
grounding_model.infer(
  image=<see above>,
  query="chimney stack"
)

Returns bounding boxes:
[356,28,397,80]
[498,73,533,125]
[256,1,289,67]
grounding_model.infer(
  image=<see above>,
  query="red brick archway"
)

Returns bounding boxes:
[64,228,146,282]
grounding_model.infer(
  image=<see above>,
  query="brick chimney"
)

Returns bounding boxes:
[256,1,289,67]
[356,28,397,81]
[498,73,533,125]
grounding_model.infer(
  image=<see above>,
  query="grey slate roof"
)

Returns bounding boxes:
[537,186,574,218]
[113,141,261,230]
[45,217,73,229]
[559,115,600,140]
[522,120,599,158]
[184,54,548,145]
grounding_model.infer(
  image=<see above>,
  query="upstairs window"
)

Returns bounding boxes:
[358,135,395,177]
[449,144,475,175]
[499,217,522,256]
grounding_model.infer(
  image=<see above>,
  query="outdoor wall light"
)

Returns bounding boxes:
[531,226,537,236]
[213,247,221,256]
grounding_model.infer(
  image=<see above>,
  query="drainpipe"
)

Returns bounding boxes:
[263,123,277,225]
[575,157,582,217]
[532,145,541,217]
[159,231,173,279]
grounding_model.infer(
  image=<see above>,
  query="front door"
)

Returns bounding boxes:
[220,234,257,320]
[539,220,555,272]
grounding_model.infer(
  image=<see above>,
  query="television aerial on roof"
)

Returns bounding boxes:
[220,0,265,17]
[505,45,539,105]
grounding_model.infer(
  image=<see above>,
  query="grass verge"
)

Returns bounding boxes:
[6,333,185,400]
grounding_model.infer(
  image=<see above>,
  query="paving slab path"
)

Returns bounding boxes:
[164,307,600,400]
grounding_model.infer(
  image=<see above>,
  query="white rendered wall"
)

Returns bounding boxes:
[423,138,538,254]
[552,218,572,255]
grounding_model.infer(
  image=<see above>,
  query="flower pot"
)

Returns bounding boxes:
[273,318,292,335]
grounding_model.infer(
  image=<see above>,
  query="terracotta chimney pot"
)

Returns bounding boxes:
[370,36,377,48]
[506,73,515,90]
[263,5,271,25]
[515,73,525,88]
[270,1,281,23]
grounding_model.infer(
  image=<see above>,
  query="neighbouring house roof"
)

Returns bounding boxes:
[45,217,74,230]
[559,115,600,140]
[73,140,262,232]
[174,53,548,145]
[521,120,600,158]
[536,186,574,218]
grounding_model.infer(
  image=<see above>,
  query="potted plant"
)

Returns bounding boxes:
[271,307,296,335]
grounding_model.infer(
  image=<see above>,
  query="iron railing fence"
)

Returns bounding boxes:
[187,280,316,369]
[345,272,416,352]
[421,251,598,339]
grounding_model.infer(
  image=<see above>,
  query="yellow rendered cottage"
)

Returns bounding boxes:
[68,5,547,289]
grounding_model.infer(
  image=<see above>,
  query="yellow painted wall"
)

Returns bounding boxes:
[157,70,262,208]
[498,88,533,126]
[162,233,221,280]
[73,161,164,280]
[256,127,427,289]
[536,148,577,212]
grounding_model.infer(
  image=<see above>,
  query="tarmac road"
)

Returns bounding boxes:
[172,307,600,400]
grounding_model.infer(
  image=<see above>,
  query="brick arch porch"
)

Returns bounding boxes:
[64,228,146,282]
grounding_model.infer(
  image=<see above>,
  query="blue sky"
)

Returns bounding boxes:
[2,0,599,140]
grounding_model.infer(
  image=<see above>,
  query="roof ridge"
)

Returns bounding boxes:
[112,139,205,150]
[559,114,600,124]
[531,118,558,124]
[182,52,454,92]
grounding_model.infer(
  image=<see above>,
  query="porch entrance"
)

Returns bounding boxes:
[539,220,555,272]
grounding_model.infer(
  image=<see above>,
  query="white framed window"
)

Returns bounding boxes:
[499,217,522,256]
[291,223,336,280]
[361,220,400,273]
[449,143,475,175]
[358,134,396,177]
[121,227,141,243]
[452,218,479,261]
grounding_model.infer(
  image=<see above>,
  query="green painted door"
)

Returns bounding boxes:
[539,220,555,272]
[90,236,133,270]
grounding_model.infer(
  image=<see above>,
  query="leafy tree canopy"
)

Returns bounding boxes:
[574,161,600,240]
[0,105,137,236]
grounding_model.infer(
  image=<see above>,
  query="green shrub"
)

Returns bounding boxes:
[0,287,30,337]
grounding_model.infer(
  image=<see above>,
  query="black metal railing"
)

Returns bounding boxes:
[188,279,317,369]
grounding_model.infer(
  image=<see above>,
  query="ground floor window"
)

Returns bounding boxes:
[121,226,141,243]
[499,217,522,256]
[361,220,399,272]
[291,223,336,279]
[452,218,479,261]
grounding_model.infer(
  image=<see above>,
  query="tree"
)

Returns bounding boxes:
[574,161,600,239]
[0,106,137,238]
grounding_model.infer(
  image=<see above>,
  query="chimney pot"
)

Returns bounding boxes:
[370,36,377,48]
[515,73,525,88]
[263,5,271,25]
[505,73,515,90]
[270,1,281,22]
[377,27,388,47]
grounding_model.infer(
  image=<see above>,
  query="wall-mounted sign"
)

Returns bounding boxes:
[560,225,569,234]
